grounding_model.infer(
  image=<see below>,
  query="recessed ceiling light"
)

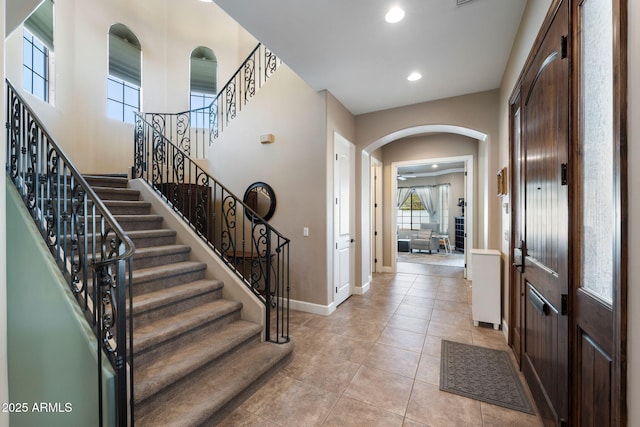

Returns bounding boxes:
[407,72,422,82]
[432,164,439,168]
[385,7,405,23]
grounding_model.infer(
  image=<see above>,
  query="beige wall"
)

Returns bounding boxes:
[209,65,329,307]
[4,0,256,174]
[627,1,639,424]
[355,89,501,260]
[380,133,478,266]
[1,0,9,423]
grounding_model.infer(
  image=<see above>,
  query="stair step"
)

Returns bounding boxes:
[132,261,207,295]
[102,200,152,215]
[83,175,129,188]
[127,229,177,248]
[133,244,191,270]
[131,279,223,328]
[92,186,140,201]
[133,299,242,358]
[134,320,263,404]
[114,214,164,231]
[135,339,293,427]
[81,214,164,232]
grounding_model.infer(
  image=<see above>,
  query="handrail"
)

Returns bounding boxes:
[146,43,282,159]
[5,80,135,426]
[133,111,290,344]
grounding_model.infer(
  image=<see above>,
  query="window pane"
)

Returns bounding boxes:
[23,68,33,93]
[108,79,123,102]
[123,105,137,124]
[580,0,613,304]
[124,85,139,107]
[33,75,46,100]
[23,39,32,69]
[33,50,46,76]
[107,99,123,121]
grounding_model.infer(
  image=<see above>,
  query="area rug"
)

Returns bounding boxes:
[398,252,464,267]
[440,340,535,414]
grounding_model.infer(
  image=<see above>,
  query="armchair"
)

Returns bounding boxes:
[410,223,441,254]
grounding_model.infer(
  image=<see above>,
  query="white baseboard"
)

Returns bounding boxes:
[289,299,336,316]
[355,280,370,295]
[382,266,394,273]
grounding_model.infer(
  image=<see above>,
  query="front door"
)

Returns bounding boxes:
[334,133,354,306]
[520,1,569,424]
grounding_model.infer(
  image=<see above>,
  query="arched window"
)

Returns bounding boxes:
[107,24,141,124]
[190,46,217,126]
[23,0,54,102]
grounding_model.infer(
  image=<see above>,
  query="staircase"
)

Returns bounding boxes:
[84,175,293,426]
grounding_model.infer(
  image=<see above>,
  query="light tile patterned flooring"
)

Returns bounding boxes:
[220,262,543,426]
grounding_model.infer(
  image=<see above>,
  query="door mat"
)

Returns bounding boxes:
[440,340,535,414]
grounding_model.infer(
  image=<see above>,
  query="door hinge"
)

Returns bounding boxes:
[336,286,338,293]
[374,231,378,236]
[335,154,338,161]
[561,163,568,185]
[464,171,468,176]
[561,294,568,315]
[560,35,568,59]
[374,258,378,264]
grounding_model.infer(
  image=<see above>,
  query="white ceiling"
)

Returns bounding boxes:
[212,0,527,115]
[397,162,465,179]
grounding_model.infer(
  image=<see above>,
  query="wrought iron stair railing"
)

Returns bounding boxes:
[5,80,134,426]
[133,112,290,344]
[144,43,282,158]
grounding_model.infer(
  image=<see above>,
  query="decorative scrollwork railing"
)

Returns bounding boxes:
[5,80,134,426]
[145,43,282,159]
[133,112,290,344]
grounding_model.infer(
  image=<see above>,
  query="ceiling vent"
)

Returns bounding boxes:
[457,0,475,5]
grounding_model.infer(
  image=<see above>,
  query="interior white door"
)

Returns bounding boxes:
[334,133,354,306]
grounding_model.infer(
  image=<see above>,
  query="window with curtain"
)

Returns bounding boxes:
[190,47,217,128]
[108,24,141,124]
[397,185,449,233]
[397,190,430,230]
[23,0,54,102]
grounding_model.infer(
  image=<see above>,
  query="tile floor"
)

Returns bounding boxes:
[219,261,544,426]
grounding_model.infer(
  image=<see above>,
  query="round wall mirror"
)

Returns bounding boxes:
[243,182,276,221]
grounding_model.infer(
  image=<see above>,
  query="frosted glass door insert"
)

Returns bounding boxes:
[580,0,613,304]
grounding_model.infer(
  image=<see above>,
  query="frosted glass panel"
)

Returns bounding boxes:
[581,0,613,304]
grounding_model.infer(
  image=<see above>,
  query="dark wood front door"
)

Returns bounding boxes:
[519,1,570,424]
[510,1,627,425]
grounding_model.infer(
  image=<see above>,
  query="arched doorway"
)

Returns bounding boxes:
[362,125,488,282]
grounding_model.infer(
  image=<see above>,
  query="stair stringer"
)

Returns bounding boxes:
[128,179,266,337]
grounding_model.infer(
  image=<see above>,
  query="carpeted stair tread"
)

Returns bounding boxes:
[101,200,152,215]
[133,299,242,354]
[132,261,207,286]
[83,175,129,188]
[127,229,177,239]
[131,279,223,316]
[134,320,263,404]
[92,186,140,200]
[136,340,293,427]
[134,244,191,259]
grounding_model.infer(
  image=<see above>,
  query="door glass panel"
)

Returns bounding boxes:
[580,0,613,304]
